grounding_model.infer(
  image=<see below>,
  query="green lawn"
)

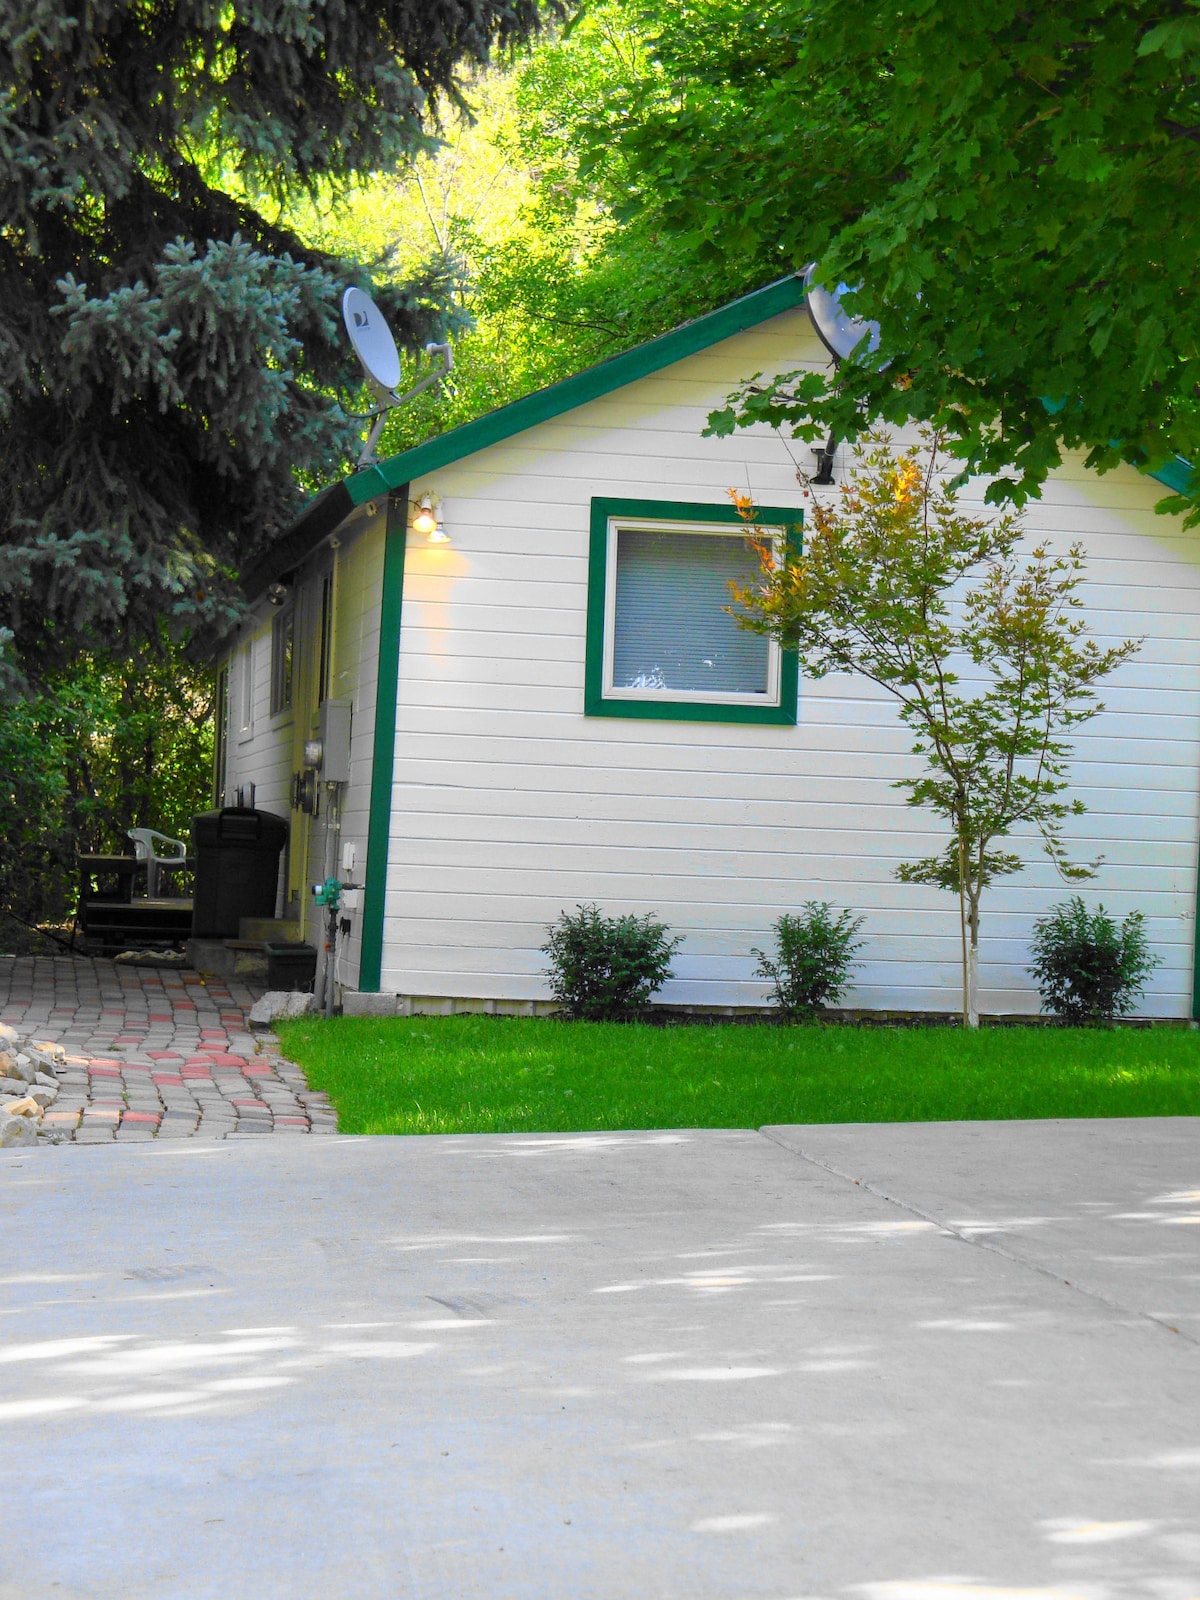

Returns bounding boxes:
[275,1014,1200,1134]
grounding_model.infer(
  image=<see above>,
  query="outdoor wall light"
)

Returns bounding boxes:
[412,493,448,542]
[266,581,290,606]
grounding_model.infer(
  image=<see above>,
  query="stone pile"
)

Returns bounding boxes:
[0,1022,66,1147]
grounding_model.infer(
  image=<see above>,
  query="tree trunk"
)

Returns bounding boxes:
[965,896,981,1029]
[957,834,975,1029]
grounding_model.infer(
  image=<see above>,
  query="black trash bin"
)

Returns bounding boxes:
[265,942,318,992]
[191,808,289,938]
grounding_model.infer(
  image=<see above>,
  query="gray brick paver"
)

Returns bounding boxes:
[0,956,330,1143]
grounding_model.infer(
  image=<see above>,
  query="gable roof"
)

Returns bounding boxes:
[242,270,1193,599]
[241,274,808,597]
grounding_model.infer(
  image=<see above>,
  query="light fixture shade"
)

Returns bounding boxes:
[411,494,441,537]
[803,263,881,363]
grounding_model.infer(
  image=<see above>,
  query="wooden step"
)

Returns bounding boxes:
[80,899,193,949]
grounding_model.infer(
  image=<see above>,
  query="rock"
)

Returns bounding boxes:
[34,1070,59,1087]
[249,991,314,1026]
[25,1048,63,1076]
[114,948,188,966]
[5,1097,42,1119]
[27,1084,58,1108]
[0,1112,38,1148]
[0,1078,29,1097]
[6,1055,35,1084]
[0,1051,16,1076]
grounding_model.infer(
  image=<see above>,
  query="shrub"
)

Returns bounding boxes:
[1028,896,1161,1024]
[542,904,682,1021]
[752,903,865,1020]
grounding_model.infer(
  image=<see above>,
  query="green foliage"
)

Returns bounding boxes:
[0,642,213,933]
[732,434,1139,1024]
[1029,896,1162,1025]
[752,903,865,1020]
[298,10,775,464]
[564,0,1200,519]
[541,903,681,1020]
[0,0,552,685]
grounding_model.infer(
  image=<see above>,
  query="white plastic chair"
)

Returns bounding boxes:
[124,828,189,899]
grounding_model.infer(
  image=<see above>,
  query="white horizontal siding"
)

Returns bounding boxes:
[362,303,1200,1014]
[214,618,293,921]
[224,622,294,821]
[218,503,385,957]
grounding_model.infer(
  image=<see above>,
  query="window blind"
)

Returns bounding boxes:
[611,527,770,694]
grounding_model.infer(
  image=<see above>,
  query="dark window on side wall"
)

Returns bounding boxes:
[270,607,294,716]
[213,665,229,805]
[317,573,333,704]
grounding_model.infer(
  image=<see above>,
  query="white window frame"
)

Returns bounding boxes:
[600,514,786,707]
[237,640,255,743]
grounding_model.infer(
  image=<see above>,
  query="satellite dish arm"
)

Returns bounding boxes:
[384,342,453,409]
[355,343,454,469]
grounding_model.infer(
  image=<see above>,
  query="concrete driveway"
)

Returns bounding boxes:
[3,1118,1198,1599]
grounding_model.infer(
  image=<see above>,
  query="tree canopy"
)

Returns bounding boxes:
[293,11,777,463]
[569,0,1200,516]
[0,0,551,689]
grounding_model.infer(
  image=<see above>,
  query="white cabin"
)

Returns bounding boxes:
[219,276,1200,1019]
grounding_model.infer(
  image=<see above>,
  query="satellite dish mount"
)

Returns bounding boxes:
[801,263,883,485]
[342,287,454,468]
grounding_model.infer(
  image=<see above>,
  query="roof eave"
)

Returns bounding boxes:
[240,479,356,602]
[243,274,809,600]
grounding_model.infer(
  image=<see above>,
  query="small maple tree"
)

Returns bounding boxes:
[731,435,1139,1026]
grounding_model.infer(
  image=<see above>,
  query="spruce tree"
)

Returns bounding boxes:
[0,0,549,690]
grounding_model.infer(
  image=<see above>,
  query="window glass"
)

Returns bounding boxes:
[270,608,294,715]
[317,573,333,704]
[239,642,254,733]
[611,527,770,696]
[213,666,229,803]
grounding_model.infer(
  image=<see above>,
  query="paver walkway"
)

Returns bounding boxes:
[0,955,335,1141]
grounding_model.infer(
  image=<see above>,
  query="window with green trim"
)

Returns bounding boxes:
[585,497,800,725]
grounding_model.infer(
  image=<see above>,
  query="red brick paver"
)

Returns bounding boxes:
[0,956,336,1143]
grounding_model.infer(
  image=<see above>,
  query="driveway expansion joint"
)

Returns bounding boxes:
[757,1122,1197,1348]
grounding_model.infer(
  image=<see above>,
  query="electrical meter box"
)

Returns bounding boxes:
[316,698,352,784]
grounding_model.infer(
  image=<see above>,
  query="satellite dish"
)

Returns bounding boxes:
[802,263,881,364]
[343,287,402,396]
[340,285,454,468]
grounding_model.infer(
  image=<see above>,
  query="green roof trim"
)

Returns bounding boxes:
[358,489,410,993]
[1150,456,1194,495]
[341,275,807,508]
